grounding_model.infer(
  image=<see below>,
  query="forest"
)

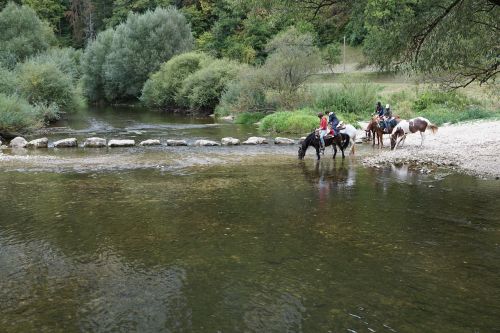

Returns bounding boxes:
[0,0,498,134]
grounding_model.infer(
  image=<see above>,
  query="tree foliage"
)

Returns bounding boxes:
[81,6,194,102]
[364,0,499,88]
[177,58,244,110]
[141,52,211,108]
[0,2,56,68]
[16,59,84,112]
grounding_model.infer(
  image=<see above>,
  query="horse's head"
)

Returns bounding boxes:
[390,128,403,150]
[298,132,316,159]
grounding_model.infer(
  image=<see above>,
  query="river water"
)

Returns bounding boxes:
[1,107,499,332]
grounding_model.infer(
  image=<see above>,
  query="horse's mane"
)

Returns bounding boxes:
[302,131,317,148]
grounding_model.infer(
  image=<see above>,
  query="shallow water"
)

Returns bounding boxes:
[1,107,499,332]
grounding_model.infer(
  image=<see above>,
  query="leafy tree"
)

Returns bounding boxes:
[105,0,172,27]
[177,58,244,110]
[80,28,114,102]
[82,6,194,102]
[21,0,65,30]
[322,43,341,73]
[16,59,84,112]
[141,52,212,108]
[263,26,322,94]
[0,2,56,68]
[364,0,499,88]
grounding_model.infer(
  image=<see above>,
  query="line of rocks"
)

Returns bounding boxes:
[2,136,298,149]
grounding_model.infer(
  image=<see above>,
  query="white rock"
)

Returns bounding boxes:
[242,136,268,145]
[274,137,295,145]
[108,139,135,147]
[221,115,234,121]
[221,137,240,145]
[10,137,28,148]
[139,139,161,146]
[166,139,188,146]
[83,137,106,148]
[54,138,78,148]
[194,139,220,146]
[27,137,48,148]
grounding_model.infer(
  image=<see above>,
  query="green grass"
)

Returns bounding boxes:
[260,108,318,134]
[234,111,266,124]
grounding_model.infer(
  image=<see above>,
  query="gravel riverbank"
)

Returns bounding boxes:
[362,120,500,178]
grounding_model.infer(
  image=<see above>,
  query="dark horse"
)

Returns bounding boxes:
[298,131,350,160]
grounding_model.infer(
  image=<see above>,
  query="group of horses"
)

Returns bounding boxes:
[298,116,438,160]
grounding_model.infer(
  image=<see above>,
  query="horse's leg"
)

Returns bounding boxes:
[332,145,337,159]
[341,144,345,159]
[315,146,320,160]
[420,131,425,146]
[372,129,376,146]
[397,134,407,148]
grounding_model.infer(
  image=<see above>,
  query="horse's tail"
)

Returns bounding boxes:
[342,134,350,150]
[419,117,438,133]
[429,123,438,134]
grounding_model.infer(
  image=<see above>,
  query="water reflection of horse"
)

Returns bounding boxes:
[298,131,350,160]
[299,160,356,204]
[391,117,438,150]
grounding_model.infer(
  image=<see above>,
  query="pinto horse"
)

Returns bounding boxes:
[298,130,350,160]
[390,117,438,150]
[366,115,401,148]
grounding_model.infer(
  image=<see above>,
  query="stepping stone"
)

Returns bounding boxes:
[139,139,161,146]
[274,137,295,145]
[108,139,135,147]
[221,137,240,145]
[10,137,28,148]
[54,138,77,148]
[83,137,106,148]
[194,139,220,146]
[242,137,268,145]
[166,139,188,146]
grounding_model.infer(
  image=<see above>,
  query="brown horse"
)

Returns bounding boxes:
[366,116,400,148]
[390,117,438,150]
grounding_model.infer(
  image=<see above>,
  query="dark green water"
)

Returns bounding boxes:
[1,107,499,332]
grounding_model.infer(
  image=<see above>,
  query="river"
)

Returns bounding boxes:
[1,106,499,332]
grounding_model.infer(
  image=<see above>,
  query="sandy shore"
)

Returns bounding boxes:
[362,120,500,178]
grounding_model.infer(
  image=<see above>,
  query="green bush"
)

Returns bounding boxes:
[0,93,49,132]
[16,60,84,113]
[389,88,498,125]
[260,109,318,134]
[141,52,211,108]
[177,59,244,111]
[312,81,379,117]
[29,47,83,83]
[234,112,265,124]
[0,3,56,69]
[218,67,269,114]
[0,66,17,95]
[101,7,194,101]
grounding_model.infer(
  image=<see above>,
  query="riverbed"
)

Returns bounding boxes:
[1,107,499,332]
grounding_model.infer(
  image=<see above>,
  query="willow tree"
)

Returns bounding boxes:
[81,6,194,102]
[0,2,56,68]
[363,0,499,88]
